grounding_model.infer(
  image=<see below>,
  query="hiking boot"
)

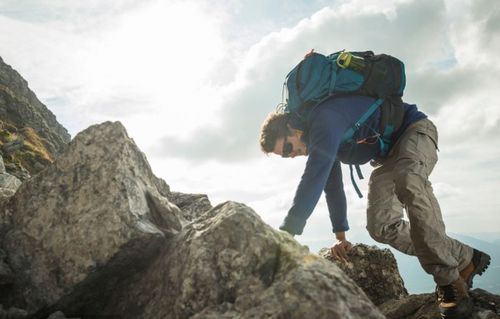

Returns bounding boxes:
[438,277,473,319]
[460,248,491,288]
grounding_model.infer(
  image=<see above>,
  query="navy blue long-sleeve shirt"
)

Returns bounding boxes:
[280,95,426,235]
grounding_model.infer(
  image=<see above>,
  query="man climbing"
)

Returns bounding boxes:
[259,88,490,318]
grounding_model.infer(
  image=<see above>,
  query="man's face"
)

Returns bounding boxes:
[272,134,308,158]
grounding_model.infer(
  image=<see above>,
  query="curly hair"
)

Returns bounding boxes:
[259,112,292,154]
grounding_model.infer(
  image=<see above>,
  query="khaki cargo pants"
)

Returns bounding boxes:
[366,118,473,286]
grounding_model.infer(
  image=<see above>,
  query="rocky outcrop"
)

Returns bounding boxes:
[41,201,384,319]
[0,248,14,286]
[320,245,500,318]
[0,156,21,200]
[320,244,408,305]
[1,122,183,312]
[378,289,500,319]
[168,191,212,221]
[0,121,385,319]
[0,57,70,179]
[0,304,27,319]
[0,57,70,152]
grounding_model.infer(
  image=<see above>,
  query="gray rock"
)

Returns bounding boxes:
[474,310,500,319]
[0,304,28,319]
[0,156,5,174]
[168,191,212,221]
[2,121,183,312]
[471,289,500,318]
[1,139,23,155]
[3,162,30,182]
[33,161,45,172]
[152,175,170,198]
[92,201,385,319]
[0,173,20,190]
[378,289,500,318]
[378,293,438,319]
[320,243,408,305]
[0,170,21,200]
[0,249,14,285]
[0,262,14,286]
[46,311,69,319]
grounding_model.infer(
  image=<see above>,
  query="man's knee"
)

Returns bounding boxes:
[367,220,407,244]
[367,223,389,243]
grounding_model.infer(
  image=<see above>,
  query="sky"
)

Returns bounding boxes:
[1,0,499,255]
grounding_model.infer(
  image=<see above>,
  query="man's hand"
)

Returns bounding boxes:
[330,232,352,263]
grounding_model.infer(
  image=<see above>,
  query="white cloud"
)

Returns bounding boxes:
[0,0,227,151]
[154,0,459,161]
[433,182,463,199]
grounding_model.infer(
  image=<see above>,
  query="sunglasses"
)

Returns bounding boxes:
[282,135,293,158]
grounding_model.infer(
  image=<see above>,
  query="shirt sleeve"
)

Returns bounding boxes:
[279,108,350,235]
[324,160,348,233]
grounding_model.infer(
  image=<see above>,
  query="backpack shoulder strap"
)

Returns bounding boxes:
[378,97,405,155]
[341,98,385,143]
[341,98,384,199]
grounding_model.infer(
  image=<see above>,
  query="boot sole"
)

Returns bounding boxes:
[468,251,491,288]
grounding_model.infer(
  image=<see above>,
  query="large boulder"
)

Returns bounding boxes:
[52,201,385,319]
[1,121,184,312]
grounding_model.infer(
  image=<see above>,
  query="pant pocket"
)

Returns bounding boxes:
[416,120,439,151]
[415,131,438,175]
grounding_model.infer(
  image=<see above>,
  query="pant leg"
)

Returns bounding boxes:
[367,161,416,256]
[391,118,472,286]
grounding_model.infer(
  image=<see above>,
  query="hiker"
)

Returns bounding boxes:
[259,51,490,319]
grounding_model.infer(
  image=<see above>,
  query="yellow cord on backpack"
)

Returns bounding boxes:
[337,51,352,69]
[336,51,367,73]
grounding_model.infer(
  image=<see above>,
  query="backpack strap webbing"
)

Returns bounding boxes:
[342,98,385,143]
[349,164,364,198]
[342,98,384,198]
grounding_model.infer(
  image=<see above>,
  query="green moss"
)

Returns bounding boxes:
[1,123,54,174]
[0,120,19,145]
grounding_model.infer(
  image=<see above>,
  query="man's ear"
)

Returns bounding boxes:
[287,124,303,138]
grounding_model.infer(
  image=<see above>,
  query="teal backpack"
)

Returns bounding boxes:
[280,50,406,112]
[278,50,407,197]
